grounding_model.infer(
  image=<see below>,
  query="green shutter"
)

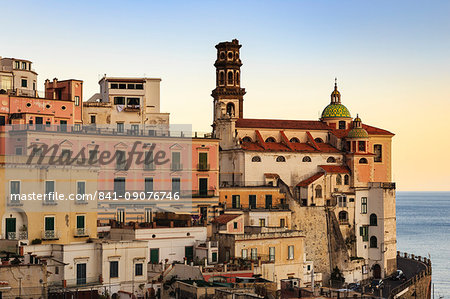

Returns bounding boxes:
[45,217,55,231]
[77,215,85,229]
[150,249,159,263]
[360,226,364,236]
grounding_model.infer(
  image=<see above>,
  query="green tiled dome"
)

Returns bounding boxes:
[321,103,351,119]
[347,127,369,138]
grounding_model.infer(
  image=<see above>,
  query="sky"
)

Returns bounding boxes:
[1,0,449,191]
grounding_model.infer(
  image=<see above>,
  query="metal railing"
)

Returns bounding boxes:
[197,163,210,171]
[171,163,183,171]
[42,230,59,240]
[74,228,89,237]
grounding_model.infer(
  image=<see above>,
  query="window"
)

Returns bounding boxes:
[117,208,125,223]
[119,83,126,89]
[44,216,55,238]
[61,149,71,159]
[90,115,96,124]
[116,150,126,170]
[236,72,240,85]
[242,136,252,142]
[21,79,27,88]
[219,71,225,85]
[359,158,368,164]
[116,123,124,133]
[338,196,347,207]
[233,222,238,229]
[88,150,98,164]
[361,197,368,214]
[114,97,125,105]
[127,97,140,108]
[315,185,322,198]
[135,263,143,276]
[172,178,181,195]
[226,102,235,116]
[144,151,154,170]
[370,236,377,248]
[269,247,275,262]
[265,137,276,143]
[45,181,55,203]
[339,121,346,130]
[232,195,240,209]
[114,178,126,197]
[76,215,85,231]
[135,84,144,89]
[110,83,118,89]
[227,71,233,84]
[198,152,208,170]
[251,156,261,162]
[374,144,382,162]
[370,213,378,226]
[241,249,248,259]
[336,174,342,185]
[358,141,366,152]
[259,218,266,227]
[145,178,153,194]
[288,245,294,260]
[127,83,135,89]
[10,181,20,196]
[265,195,272,209]
[76,181,86,201]
[327,157,336,163]
[360,225,369,242]
[314,138,323,143]
[15,61,20,69]
[338,211,348,225]
[22,62,27,69]
[344,175,350,185]
[302,156,311,162]
[110,261,119,278]
[150,248,159,263]
[276,156,286,162]
[251,248,257,260]
[290,137,300,143]
[130,124,139,134]
[171,152,181,171]
[280,218,285,227]
[15,147,23,155]
[249,195,257,209]
[74,96,80,106]
[145,208,152,223]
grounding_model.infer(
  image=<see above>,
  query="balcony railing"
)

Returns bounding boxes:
[197,163,210,171]
[171,163,183,171]
[74,228,89,237]
[191,190,216,198]
[42,230,59,240]
[7,195,23,206]
[226,203,290,211]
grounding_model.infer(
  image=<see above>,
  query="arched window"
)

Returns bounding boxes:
[226,103,235,117]
[242,136,252,142]
[338,211,348,224]
[314,138,324,143]
[359,158,368,164]
[344,175,350,185]
[227,71,233,85]
[276,156,286,162]
[339,121,346,130]
[251,156,261,162]
[265,137,276,143]
[315,185,322,198]
[219,71,225,85]
[336,174,342,185]
[370,214,377,226]
[236,72,240,85]
[302,156,311,162]
[327,157,336,163]
[370,236,377,248]
[289,137,300,143]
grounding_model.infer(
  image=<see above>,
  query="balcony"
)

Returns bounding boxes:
[171,163,183,171]
[192,190,216,198]
[144,164,156,171]
[42,230,59,240]
[7,231,28,240]
[197,163,210,171]
[74,228,89,237]
[124,104,140,111]
[7,196,23,206]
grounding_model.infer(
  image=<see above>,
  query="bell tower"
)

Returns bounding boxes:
[212,39,246,126]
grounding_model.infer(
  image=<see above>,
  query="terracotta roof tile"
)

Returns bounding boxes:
[331,124,394,138]
[297,172,324,187]
[319,165,350,174]
[241,141,340,153]
[236,118,330,130]
[212,214,241,225]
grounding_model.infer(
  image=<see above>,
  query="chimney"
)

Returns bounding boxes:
[53,78,58,87]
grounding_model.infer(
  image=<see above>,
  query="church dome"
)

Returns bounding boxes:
[321,103,351,119]
[347,127,369,138]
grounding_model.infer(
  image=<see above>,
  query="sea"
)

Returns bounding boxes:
[396,191,450,298]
